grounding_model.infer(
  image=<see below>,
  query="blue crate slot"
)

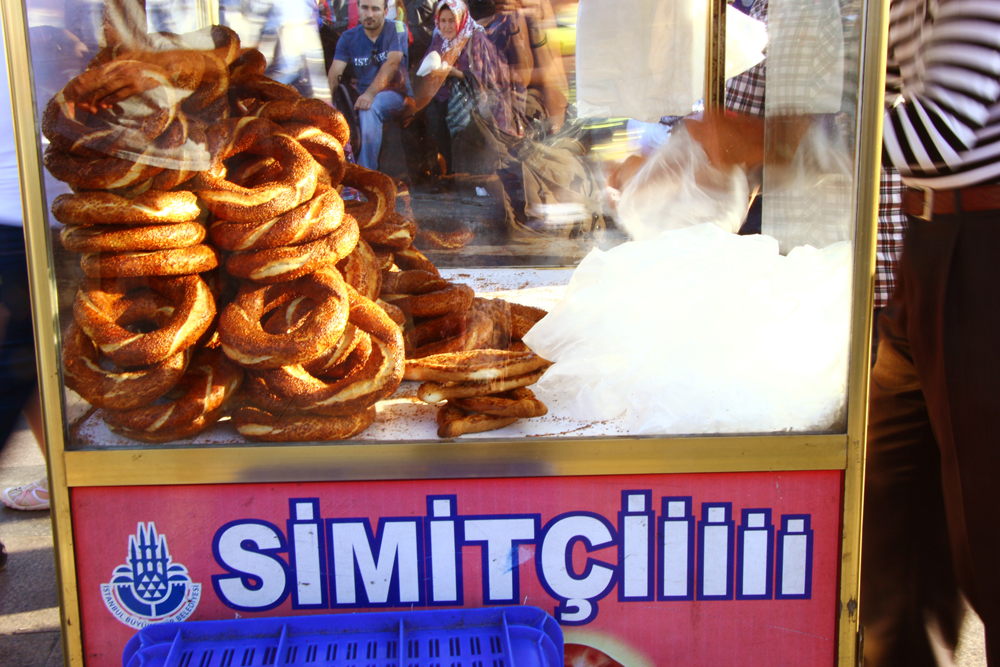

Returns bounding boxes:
[122,606,562,667]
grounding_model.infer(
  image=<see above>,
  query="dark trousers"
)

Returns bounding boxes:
[861,207,1000,665]
[0,224,36,448]
[425,97,452,174]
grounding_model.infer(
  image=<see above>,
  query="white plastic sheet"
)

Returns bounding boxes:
[523,224,852,434]
[617,125,750,238]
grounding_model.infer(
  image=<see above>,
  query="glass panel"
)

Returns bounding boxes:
[16,0,862,449]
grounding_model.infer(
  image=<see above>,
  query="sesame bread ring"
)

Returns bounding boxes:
[233,404,376,442]
[451,386,548,418]
[42,91,105,157]
[51,190,202,226]
[155,113,193,150]
[252,98,350,147]
[405,297,511,359]
[469,297,513,349]
[209,188,345,251]
[228,49,267,84]
[381,279,474,319]
[226,155,282,188]
[301,326,370,377]
[241,373,291,413]
[416,366,548,405]
[257,286,404,416]
[73,275,216,366]
[42,60,177,155]
[377,299,406,326]
[234,76,303,104]
[148,115,212,190]
[404,309,494,359]
[403,350,551,383]
[510,302,548,340]
[337,238,381,301]
[508,341,532,353]
[415,226,475,250]
[246,330,372,406]
[62,314,191,411]
[195,136,320,223]
[341,164,396,229]
[107,48,205,93]
[380,269,444,295]
[244,331,371,413]
[391,246,439,275]
[308,328,373,378]
[260,295,317,334]
[225,219,359,283]
[218,269,351,369]
[61,222,205,253]
[148,165,200,191]
[195,121,320,223]
[106,177,155,199]
[372,248,395,271]
[43,145,164,190]
[280,122,346,186]
[80,244,219,278]
[436,402,519,438]
[259,296,368,377]
[102,348,244,443]
[361,213,416,251]
[208,25,242,65]
[181,52,230,115]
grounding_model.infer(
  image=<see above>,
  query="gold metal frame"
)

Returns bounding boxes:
[838,0,890,662]
[0,0,889,663]
[0,2,83,665]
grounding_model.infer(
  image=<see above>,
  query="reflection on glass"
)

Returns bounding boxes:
[15,0,861,448]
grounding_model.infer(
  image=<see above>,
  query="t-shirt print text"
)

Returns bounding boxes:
[353,52,388,67]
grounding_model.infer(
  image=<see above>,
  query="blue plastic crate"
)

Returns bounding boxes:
[122,606,563,667]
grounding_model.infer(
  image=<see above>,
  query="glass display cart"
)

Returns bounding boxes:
[0,0,888,664]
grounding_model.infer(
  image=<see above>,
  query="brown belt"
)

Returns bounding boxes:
[903,184,1000,220]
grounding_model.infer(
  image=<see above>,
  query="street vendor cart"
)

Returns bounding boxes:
[0,0,888,664]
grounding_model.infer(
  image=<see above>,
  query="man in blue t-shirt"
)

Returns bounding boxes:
[328,0,411,170]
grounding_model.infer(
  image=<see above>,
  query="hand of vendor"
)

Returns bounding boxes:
[61,61,164,116]
[684,110,765,170]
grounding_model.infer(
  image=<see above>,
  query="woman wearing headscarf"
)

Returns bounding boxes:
[413,0,523,177]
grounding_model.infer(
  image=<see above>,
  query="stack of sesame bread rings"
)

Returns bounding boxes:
[46,25,551,444]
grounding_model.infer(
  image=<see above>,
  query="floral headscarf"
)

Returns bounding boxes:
[434,0,485,67]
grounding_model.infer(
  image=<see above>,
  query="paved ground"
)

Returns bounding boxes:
[0,416,987,667]
[0,417,63,667]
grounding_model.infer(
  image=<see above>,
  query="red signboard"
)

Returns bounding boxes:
[71,471,842,667]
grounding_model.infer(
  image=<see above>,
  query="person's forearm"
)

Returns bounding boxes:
[685,111,814,170]
[328,60,348,89]
[527,27,568,129]
[684,111,764,169]
[365,55,402,97]
[508,14,534,86]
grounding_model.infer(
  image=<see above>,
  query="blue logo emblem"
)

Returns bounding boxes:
[101,523,201,628]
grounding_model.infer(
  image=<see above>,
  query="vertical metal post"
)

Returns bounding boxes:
[838,0,890,661]
[704,0,727,110]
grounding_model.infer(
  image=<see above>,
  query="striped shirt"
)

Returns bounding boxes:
[883,0,1000,188]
